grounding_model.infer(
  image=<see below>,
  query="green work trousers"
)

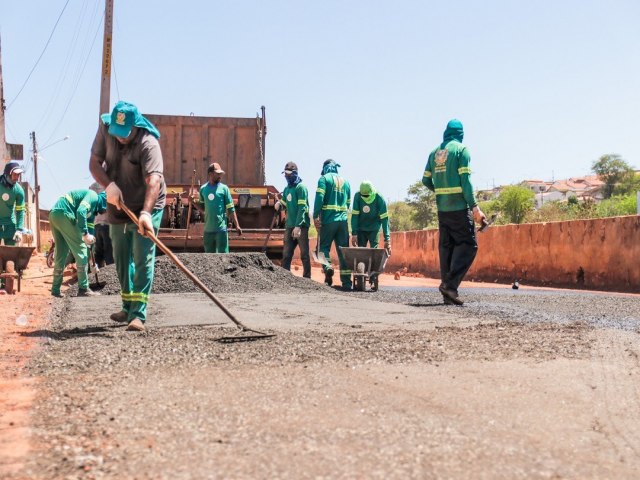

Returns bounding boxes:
[319,220,351,288]
[356,230,379,248]
[0,223,17,246]
[49,210,89,295]
[204,231,229,253]
[110,209,163,323]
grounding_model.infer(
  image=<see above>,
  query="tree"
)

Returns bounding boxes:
[387,201,417,231]
[497,185,535,224]
[405,180,437,229]
[591,154,634,199]
[613,171,640,197]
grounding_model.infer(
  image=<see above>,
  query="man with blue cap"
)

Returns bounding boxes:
[89,101,166,332]
[313,159,352,289]
[49,189,107,297]
[0,162,26,245]
[422,119,486,305]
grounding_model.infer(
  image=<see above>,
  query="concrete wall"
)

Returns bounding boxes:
[386,215,640,293]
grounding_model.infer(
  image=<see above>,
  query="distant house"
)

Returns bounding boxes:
[536,175,605,208]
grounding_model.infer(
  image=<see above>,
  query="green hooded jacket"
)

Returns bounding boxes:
[350,181,390,241]
[50,189,107,235]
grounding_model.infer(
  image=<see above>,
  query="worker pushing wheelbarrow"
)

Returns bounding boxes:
[339,246,389,291]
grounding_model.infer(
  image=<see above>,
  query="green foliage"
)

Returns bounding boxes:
[596,194,638,217]
[591,154,634,199]
[388,201,417,232]
[525,199,597,223]
[496,185,535,224]
[613,171,640,197]
[405,180,437,229]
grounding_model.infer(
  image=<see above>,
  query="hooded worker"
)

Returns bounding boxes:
[49,189,107,297]
[422,119,486,305]
[350,180,391,254]
[312,159,352,289]
[0,162,26,246]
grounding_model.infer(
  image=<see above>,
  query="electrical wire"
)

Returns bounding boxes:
[6,0,71,110]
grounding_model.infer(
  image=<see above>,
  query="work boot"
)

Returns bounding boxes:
[126,318,145,332]
[110,311,128,323]
[78,288,101,297]
[324,267,334,286]
[51,291,64,298]
[438,285,463,306]
[443,296,455,305]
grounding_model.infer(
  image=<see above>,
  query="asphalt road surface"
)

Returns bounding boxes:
[12,256,640,479]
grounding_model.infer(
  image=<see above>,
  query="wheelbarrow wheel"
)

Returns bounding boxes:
[370,274,379,292]
[354,262,366,292]
[46,248,55,268]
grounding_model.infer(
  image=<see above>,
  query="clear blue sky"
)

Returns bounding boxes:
[2,0,639,209]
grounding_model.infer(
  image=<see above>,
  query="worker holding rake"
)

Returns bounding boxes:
[89,101,166,332]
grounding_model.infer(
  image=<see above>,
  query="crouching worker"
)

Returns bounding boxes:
[50,189,107,297]
[350,180,391,254]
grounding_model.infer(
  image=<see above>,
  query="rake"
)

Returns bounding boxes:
[121,203,275,342]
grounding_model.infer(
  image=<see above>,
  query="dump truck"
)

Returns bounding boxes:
[145,107,285,258]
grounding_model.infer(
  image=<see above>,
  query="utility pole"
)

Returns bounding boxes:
[0,35,7,164]
[99,0,114,115]
[30,132,42,251]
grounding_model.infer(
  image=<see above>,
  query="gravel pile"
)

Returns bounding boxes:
[69,252,324,295]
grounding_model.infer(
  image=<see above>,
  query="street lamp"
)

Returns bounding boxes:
[30,132,70,251]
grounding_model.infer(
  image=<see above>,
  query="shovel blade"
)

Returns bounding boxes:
[311,250,330,266]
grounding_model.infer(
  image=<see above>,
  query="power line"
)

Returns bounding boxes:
[6,0,71,110]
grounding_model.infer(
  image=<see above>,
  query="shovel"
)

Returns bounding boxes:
[120,203,275,343]
[88,247,106,289]
[478,213,498,233]
[311,225,331,267]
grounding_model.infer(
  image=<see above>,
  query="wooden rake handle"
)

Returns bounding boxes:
[120,203,254,332]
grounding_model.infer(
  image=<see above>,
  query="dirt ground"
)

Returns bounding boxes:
[2,254,640,479]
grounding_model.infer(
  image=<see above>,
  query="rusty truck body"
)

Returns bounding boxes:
[145,108,285,257]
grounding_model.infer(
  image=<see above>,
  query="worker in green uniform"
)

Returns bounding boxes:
[422,119,486,305]
[49,189,107,297]
[313,159,352,289]
[350,180,391,254]
[0,162,26,246]
[191,162,242,253]
[89,100,166,332]
[278,161,311,278]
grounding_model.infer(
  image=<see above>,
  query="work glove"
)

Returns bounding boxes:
[274,201,282,212]
[472,205,487,226]
[137,211,154,237]
[292,226,301,239]
[384,240,392,256]
[351,235,358,247]
[106,182,123,210]
[13,231,22,243]
[82,233,96,245]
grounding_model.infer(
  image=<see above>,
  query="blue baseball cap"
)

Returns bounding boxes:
[108,101,139,138]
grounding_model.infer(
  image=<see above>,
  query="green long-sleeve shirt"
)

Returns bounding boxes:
[50,189,101,234]
[422,140,477,212]
[313,173,351,224]
[350,192,390,241]
[0,177,25,228]
[282,182,310,228]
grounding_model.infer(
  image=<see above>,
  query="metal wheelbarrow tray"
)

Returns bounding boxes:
[0,246,37,292]
[339,246,389,292]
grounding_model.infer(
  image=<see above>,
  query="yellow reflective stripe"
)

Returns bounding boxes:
[80,200,91,210]
[297,200,306,205]
[15,204,25,211]
[87,222,95,228]
[435,187,463,195]
[423,171,432,178]
[379,213,389,219]
[225,202,234,209]
[341,270,352,274]
[321,205,348,211]
[352,210,360,215]
[316,188,325,194]
[458,167,471,175]
[65,194,74,204]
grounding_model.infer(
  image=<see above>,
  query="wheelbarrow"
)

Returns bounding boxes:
[0,245,36,293]
[339,246,389,292]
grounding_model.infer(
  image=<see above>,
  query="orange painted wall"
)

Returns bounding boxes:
[386,215,640,293]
